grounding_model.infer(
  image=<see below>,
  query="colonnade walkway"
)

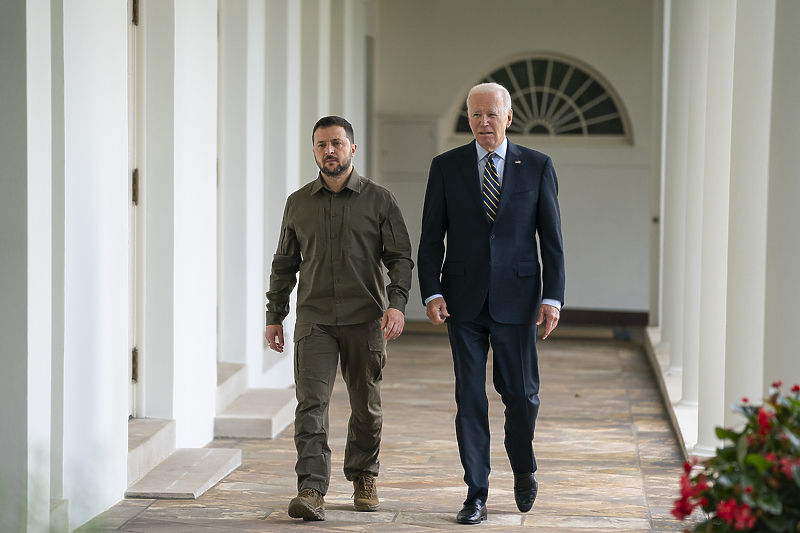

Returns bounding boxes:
[80,328,689,532]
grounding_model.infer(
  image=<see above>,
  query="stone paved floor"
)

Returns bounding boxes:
[78,330,690,532]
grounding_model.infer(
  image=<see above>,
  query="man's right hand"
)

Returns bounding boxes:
[265,324,284,353]
[426,297,450,325]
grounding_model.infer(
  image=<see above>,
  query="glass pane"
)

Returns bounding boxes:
[587,118,624,134]
[582,97,618,120]
[510,61,529,91]
[489,68,513,94]
[575,81,605,107]
[549,61,570,92]
[530,59,549,88]
[560,114,581,127]
[563,69,589,97]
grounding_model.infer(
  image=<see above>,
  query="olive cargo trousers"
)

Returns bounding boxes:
[293,318,386,495]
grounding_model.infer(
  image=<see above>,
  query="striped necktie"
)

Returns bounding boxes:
[482,153,500,222]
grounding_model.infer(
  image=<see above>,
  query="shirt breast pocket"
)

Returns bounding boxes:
[343,206,380,258]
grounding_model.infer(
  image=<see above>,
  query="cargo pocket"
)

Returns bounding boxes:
[293,322,314,380]
[367,322,387,382]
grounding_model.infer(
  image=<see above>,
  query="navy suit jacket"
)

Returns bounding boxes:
[418,139,565,324]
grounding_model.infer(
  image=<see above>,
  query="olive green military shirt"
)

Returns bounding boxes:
[266,169,414,327]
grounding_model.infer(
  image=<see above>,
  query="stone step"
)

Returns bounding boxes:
[216,362,248,414]
[214,387,296,439]
[125,448,241,499]
[127,418,176,485]
[50,499,68,533]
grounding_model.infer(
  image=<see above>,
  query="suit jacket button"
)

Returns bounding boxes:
[491,235,495,239]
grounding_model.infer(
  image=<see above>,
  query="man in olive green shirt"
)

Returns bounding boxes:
[265,116,413,521]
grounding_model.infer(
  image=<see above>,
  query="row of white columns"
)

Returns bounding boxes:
[217,0,368,387]
[658,0,800,456]
[0,0,371,530]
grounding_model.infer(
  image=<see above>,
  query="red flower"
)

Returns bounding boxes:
[766,452,777,462]
[772,379,784,389]
[758,407,774,436]
[741,397,750,403]
[683,461,692,474]
[716,498,737,523]
[777,457,799,477]
[792,384,800,393]
[679,474,694,499]
[671,497,696,520]
[745,485,753,493]
[733,502,756,530]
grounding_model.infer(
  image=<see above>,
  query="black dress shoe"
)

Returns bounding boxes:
[514,473,538,513]
[456,500,487,524]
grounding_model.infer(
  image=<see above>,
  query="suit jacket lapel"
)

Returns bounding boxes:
[458,141,485,217]
[496,140,521,220]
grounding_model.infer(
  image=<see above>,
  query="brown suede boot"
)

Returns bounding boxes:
[353,473,379,511]
[288,487,325,521]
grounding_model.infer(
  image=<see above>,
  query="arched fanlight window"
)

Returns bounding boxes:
[455,54,632,142]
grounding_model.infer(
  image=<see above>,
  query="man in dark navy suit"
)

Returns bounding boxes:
[418,82,565,524]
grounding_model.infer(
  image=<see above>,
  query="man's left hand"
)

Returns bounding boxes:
[381,308,405,340]
[536,304,560,339]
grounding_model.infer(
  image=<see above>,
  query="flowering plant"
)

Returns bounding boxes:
[673,381,800,532]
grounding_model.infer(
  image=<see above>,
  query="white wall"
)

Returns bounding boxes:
[371,0,656,314]
[62,1,130,528]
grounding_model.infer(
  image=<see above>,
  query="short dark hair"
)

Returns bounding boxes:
[312,116,355,145]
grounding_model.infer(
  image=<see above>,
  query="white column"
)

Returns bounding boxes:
[661,0,691,371]
[218,0,272,384]
[342,0,367,138]
[245,0,268,385]
[140,0,218,446]
[49,0,67,514]
[649,0,665,327]
[173,0,219,446]
[26,0,53,529]
[723,1,776,428]
[328,0,366,138]
[678,0,710,409]
[262,0,301,386]
[300,0,332,182]
[694,0,736,457]
[0,1,53,530]
[764,1,800,391]
[141,0,177,419]
[62,1,129,528]
[218,0,249,365]
[329,0,345,115]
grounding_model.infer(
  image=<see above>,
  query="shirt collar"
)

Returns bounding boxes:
[310,167,362,194]
[476,137,508,163]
